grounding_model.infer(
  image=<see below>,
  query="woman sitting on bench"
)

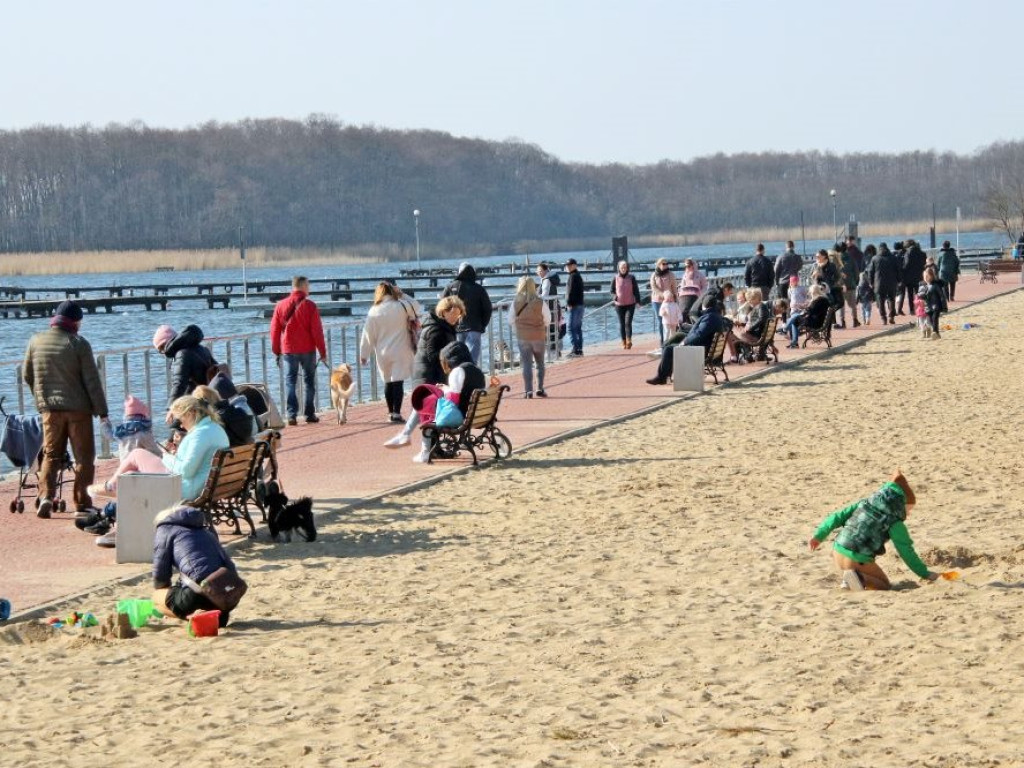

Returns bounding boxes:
[726,287,768,363]
[89,395,230,501]
[784,284,831,348]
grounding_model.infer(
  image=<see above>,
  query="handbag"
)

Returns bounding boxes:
[401,299,422,351]
[434,397,464,428]
[194,567,248,613]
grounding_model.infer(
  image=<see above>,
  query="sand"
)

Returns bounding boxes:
[3,291,1024,767]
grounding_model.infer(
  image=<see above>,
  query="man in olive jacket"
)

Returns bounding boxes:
[22,301,109,517]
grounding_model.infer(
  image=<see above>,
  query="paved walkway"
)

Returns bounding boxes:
[1,274,1017,616]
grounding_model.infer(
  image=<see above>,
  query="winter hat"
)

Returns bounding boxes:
[891,471,916,506]
[209,372,238,401]
[54,300,84,321]
[123,395,149,419]
[152,325,176,351]
[440,341,473,369]
[789,275,800,285]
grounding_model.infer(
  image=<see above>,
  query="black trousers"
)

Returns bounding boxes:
[945,280,957,302]
[897,282,918,313]
[383,381,404,415]
[657,344,678,379]
[616,304,636,342]
[928,309,941,334]
[876,289,896,322]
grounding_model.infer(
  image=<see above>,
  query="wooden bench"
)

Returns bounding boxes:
[736,316,779,365]
[799,306,836,349]
[704,332,730,384]
[185,440,270,537]
[421,385,512,465]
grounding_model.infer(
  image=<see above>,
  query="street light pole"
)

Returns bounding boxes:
[830,189,838,245]
[413,209,421,264]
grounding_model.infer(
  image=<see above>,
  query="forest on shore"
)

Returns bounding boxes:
[1,116,1022,255]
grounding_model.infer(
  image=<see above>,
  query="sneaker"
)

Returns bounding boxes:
[389,413,405,424]
[75,512,104,531]
[412,450,431,464]
[84,518,112,535]
[523,392,533,399]
[95,528,116,548]
[840,570,864,591]
[305,414,320,424]
[87,482,113,499]
[535,390,548,398]
[36,499,52,519]
[287,417,298,426]
[384,433,411,448]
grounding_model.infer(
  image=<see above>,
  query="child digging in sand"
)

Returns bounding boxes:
[808,471,939,590]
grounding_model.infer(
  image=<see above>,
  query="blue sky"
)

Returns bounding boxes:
[4,0,1022,164]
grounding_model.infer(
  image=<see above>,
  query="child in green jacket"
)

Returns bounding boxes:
[808,472,939,590]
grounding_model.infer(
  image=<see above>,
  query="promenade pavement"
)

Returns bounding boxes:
[1,273,1017,617]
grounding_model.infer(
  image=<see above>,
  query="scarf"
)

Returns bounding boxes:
[50,316,79,333]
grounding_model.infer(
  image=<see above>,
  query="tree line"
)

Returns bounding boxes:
[1,116,1021,255]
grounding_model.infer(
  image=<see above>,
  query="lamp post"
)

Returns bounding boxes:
[830,189,838,245]
[413,209,421,264]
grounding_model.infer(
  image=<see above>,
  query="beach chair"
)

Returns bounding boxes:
[186,440,269,537]
[703,332,730,384]
[800,306,836,349]
[420,385,512,465]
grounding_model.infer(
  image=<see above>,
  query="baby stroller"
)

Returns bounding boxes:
[0,397,72,513]
[236,382,285,431]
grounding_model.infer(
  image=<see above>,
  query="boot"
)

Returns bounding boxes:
[622,340,628,349]
[625,338,632,350]
[932,331,941,340]
[853,318,861,328]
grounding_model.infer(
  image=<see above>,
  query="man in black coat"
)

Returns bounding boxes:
[864,243,900,324]
[564,258,585,357]
[744,243,775,302]
[441,262,492,365]
[897,239,927,316]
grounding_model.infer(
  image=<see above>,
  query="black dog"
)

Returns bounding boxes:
[265,483,316,542]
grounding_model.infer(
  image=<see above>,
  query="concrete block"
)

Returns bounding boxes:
[672,345,705,393]
[116,473,182,564]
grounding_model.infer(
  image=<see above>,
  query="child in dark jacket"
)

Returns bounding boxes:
[152,505,243,626]
[922,269,947,340]
[808,472,939,590]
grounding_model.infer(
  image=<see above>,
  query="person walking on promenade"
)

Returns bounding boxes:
[774,241,803,309]
[511,276,551,399]
[811,249,841,311]
[22,300,109,518]
[649,258,677,347]
[899,239,927,317]
[937,240,961,302]
[676,259,708,328]
[838,243,861,328]
[856,270,875,326]
[271,276,327,426]
[153,324,216,416]
[610,260,642,349]
[384,296,464,448]
[865,242,900,325]
[808,471,938,590]
[536,262,561,354]
[744,243,776,304]
[565,258,585,357]
[845,235,865,273]
[442,262,492,365]
[360,281,422,423]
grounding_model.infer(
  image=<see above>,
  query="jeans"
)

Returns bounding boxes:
[784,312,803,344]
[518,339,546,394]
[616,304,636,342]
[457,330,482,365]
[568,305,584,354]
[651,301,663,344]
[40,410,95,510]
[284,351,318,419]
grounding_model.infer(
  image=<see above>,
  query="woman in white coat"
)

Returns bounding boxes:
[360,282,422,423]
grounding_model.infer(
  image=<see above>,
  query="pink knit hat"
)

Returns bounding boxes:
[123,395,149,419]
[152,325,176,351]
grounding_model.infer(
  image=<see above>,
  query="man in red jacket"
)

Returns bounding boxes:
[271,276,327,425]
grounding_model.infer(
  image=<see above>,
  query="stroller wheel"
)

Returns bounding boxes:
[9,500,16,513]
[16,500,24,513]
[58,500,67,513]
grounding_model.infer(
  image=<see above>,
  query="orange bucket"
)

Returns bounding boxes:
[188,609,221,637]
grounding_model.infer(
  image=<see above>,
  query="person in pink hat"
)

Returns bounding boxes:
[99,395,162,461]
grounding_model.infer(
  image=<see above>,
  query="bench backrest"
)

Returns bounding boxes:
[190,442,264,505]
[466,386,504,430]
[705,331,728,364]
[759,316,779,343]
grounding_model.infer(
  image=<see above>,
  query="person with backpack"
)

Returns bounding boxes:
[937,241,961,302]
[441,262,493,365]
[153,323,217,415]
[744,243,776,304]
[270,276,327,426]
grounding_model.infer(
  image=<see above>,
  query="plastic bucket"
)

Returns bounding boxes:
[188,610,221,637]
[116,599,156,629]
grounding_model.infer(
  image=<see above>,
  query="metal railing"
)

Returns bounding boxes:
[0,297,645,477]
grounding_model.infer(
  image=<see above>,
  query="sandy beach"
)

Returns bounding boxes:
[3,289,1024,767]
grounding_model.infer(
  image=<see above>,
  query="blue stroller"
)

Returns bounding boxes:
[0,396,71,514]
